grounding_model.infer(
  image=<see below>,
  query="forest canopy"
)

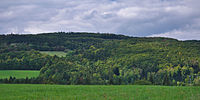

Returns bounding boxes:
[0,32,200,86]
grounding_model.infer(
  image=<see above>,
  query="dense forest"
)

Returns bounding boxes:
[0,32,200,86]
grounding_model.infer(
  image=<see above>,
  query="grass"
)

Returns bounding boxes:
[0,70,40,79]
[0,84,199,100]
[40,51,67,57]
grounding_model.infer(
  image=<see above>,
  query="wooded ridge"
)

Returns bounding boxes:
[0,32,200,86]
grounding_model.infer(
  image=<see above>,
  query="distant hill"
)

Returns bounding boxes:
[0,32,200,85]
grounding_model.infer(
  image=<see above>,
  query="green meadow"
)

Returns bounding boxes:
[0,70,39,79]
[0,84,199,100]
[40,51,67,57]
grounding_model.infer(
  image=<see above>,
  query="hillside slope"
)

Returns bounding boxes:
[0,32,200,85]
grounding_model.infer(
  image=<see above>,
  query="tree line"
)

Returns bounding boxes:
[0,32,200,86]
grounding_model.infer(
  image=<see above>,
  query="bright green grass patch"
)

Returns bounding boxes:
[0,84,199,100]
[40,51,66,57]
[0,70,39,79]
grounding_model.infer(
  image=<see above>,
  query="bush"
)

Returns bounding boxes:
[194,77,200,86]
[134,80,152,85]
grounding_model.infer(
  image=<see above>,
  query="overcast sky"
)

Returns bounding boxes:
[0,0,200,40]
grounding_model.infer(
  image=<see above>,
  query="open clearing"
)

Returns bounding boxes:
[40,51,66,57]
[0,70,39,79]
[0,84,199,100]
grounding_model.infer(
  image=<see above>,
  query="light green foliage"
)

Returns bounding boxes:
[0,70,39,79]
[0,84,199,100]
[0,33,200,85]
[40,51,67,57]
[194,77,200,86]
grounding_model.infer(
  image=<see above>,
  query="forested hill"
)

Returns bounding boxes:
[0,32,200,85]
[0,32,130,51]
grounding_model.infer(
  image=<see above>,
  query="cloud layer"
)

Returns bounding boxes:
[0,0,200,40]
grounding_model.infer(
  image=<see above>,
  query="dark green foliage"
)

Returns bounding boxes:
[163,74,171,86]
[134,80,152,85]
[0,32,200,85]
[113,67,120,76]
[0,32,129,52]
[0,76,42,84]
[0,50,53,70]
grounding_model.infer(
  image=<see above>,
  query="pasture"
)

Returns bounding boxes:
[40,51,67,57]
[0,84,199,100]
[0,70,40,79]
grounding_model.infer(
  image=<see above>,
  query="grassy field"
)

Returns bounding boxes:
[40,51,67,57]
[0,84,199,100]
[0,70,40,79]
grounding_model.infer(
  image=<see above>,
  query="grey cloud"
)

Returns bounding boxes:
[0,0,199,40]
